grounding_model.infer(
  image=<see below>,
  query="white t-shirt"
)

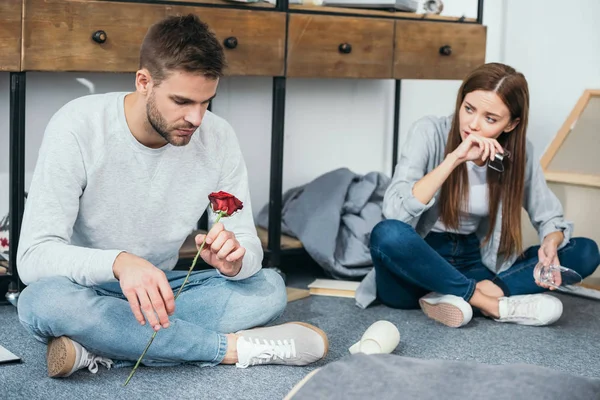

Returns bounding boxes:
[432,161,489,235]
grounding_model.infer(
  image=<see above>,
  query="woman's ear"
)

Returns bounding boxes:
[504,117,521,133]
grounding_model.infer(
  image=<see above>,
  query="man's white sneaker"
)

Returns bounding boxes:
[495,294,563,326]
[47,336,113,378]
[419,292,473,328]
[235,322,328,368]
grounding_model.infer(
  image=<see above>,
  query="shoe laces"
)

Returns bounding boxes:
[236,337,296,368]
[505,296,539,319]
[77,347,114,374]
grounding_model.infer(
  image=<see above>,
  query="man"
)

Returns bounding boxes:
[16,14,327,378]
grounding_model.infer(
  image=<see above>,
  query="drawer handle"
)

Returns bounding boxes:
[92,30,107,44]
[338,43,352,54]
[224,37,238,49]
[439,45,452,56]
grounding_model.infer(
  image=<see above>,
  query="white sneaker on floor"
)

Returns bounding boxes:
[495,294,563,326]
[419,292,473,328]
[47,336,113,378]
[235,322,328,368]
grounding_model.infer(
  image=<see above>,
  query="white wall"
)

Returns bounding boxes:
[503,0,600,162]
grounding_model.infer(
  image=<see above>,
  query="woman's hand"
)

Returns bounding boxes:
[451,134,504,165]
[536,241,562,290]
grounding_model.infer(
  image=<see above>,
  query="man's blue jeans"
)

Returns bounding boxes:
[17,269,287,368]
[371,220,600,309]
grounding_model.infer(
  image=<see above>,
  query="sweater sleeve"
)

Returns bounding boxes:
[16,119,122,286]
[522,140,573,249]
[382,118,439,227]
[209,123,263,281]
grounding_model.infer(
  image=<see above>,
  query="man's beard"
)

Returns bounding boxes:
[146,94,194,147]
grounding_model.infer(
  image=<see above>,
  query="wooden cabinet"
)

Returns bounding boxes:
[0,1,22,71]
[12,0,486,79]
[287,14,394,79]
[394,20,486,80]
[22,0,286,76]
[206,10,285,77]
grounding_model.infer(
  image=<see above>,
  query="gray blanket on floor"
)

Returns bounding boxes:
[289,354,600,400]
[257,168,390,279]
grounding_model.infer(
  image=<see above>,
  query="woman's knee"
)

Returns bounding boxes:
[370,220,422,275]
[377,292,420,310]
[370,220,417,253]
[570,237,600,278]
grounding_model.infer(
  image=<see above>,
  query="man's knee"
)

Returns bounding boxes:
[215,269,287,333]
[19,277,70,316]
[17,276,83,335]
[254,269,287,319]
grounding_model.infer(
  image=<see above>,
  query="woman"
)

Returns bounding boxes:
[356,63,600,327]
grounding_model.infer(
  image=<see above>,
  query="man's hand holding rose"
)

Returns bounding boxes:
[194,191,246,277]
[194,223,245,277]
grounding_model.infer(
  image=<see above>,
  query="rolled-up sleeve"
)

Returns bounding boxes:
[382,119,439,228]
[523,140,573,249]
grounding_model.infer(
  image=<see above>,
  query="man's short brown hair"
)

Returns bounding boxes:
[140,14,225,84]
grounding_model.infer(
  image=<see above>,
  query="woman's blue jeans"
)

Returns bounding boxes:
[370,220,600,309]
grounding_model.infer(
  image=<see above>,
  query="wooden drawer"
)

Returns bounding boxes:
[22,0,286,76]
[0,1,22,71]
[394,21,486,80]
[287,14,394,79]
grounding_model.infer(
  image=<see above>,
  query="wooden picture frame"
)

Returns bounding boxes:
[541,89,600,188]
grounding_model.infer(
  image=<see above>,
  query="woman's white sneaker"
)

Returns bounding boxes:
[495,294,563,326]
[419,292,473,328]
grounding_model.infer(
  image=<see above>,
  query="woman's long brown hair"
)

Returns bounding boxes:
[439,63,529,258]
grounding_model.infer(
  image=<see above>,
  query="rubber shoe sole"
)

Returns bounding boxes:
[419,294,473,328]
[292,321,329,359]
[47,336,76,378]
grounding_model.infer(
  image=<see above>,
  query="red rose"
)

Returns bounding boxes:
[208,191,243,216]
[0,238,8,248]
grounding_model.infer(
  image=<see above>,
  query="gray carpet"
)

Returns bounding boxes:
[1,290,599,399]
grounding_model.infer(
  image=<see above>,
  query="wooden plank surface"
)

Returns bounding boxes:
[23,0,286,76]
[287,13,394,78]
[541,90,592,170]
[286,287,310,302]
[159,0,275,8]
[581,277,600,290]
[394,20,486,79]
[543,171,600,189]
[0,1,22,71]
[290,4,477,22]
[545,95,600,176]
